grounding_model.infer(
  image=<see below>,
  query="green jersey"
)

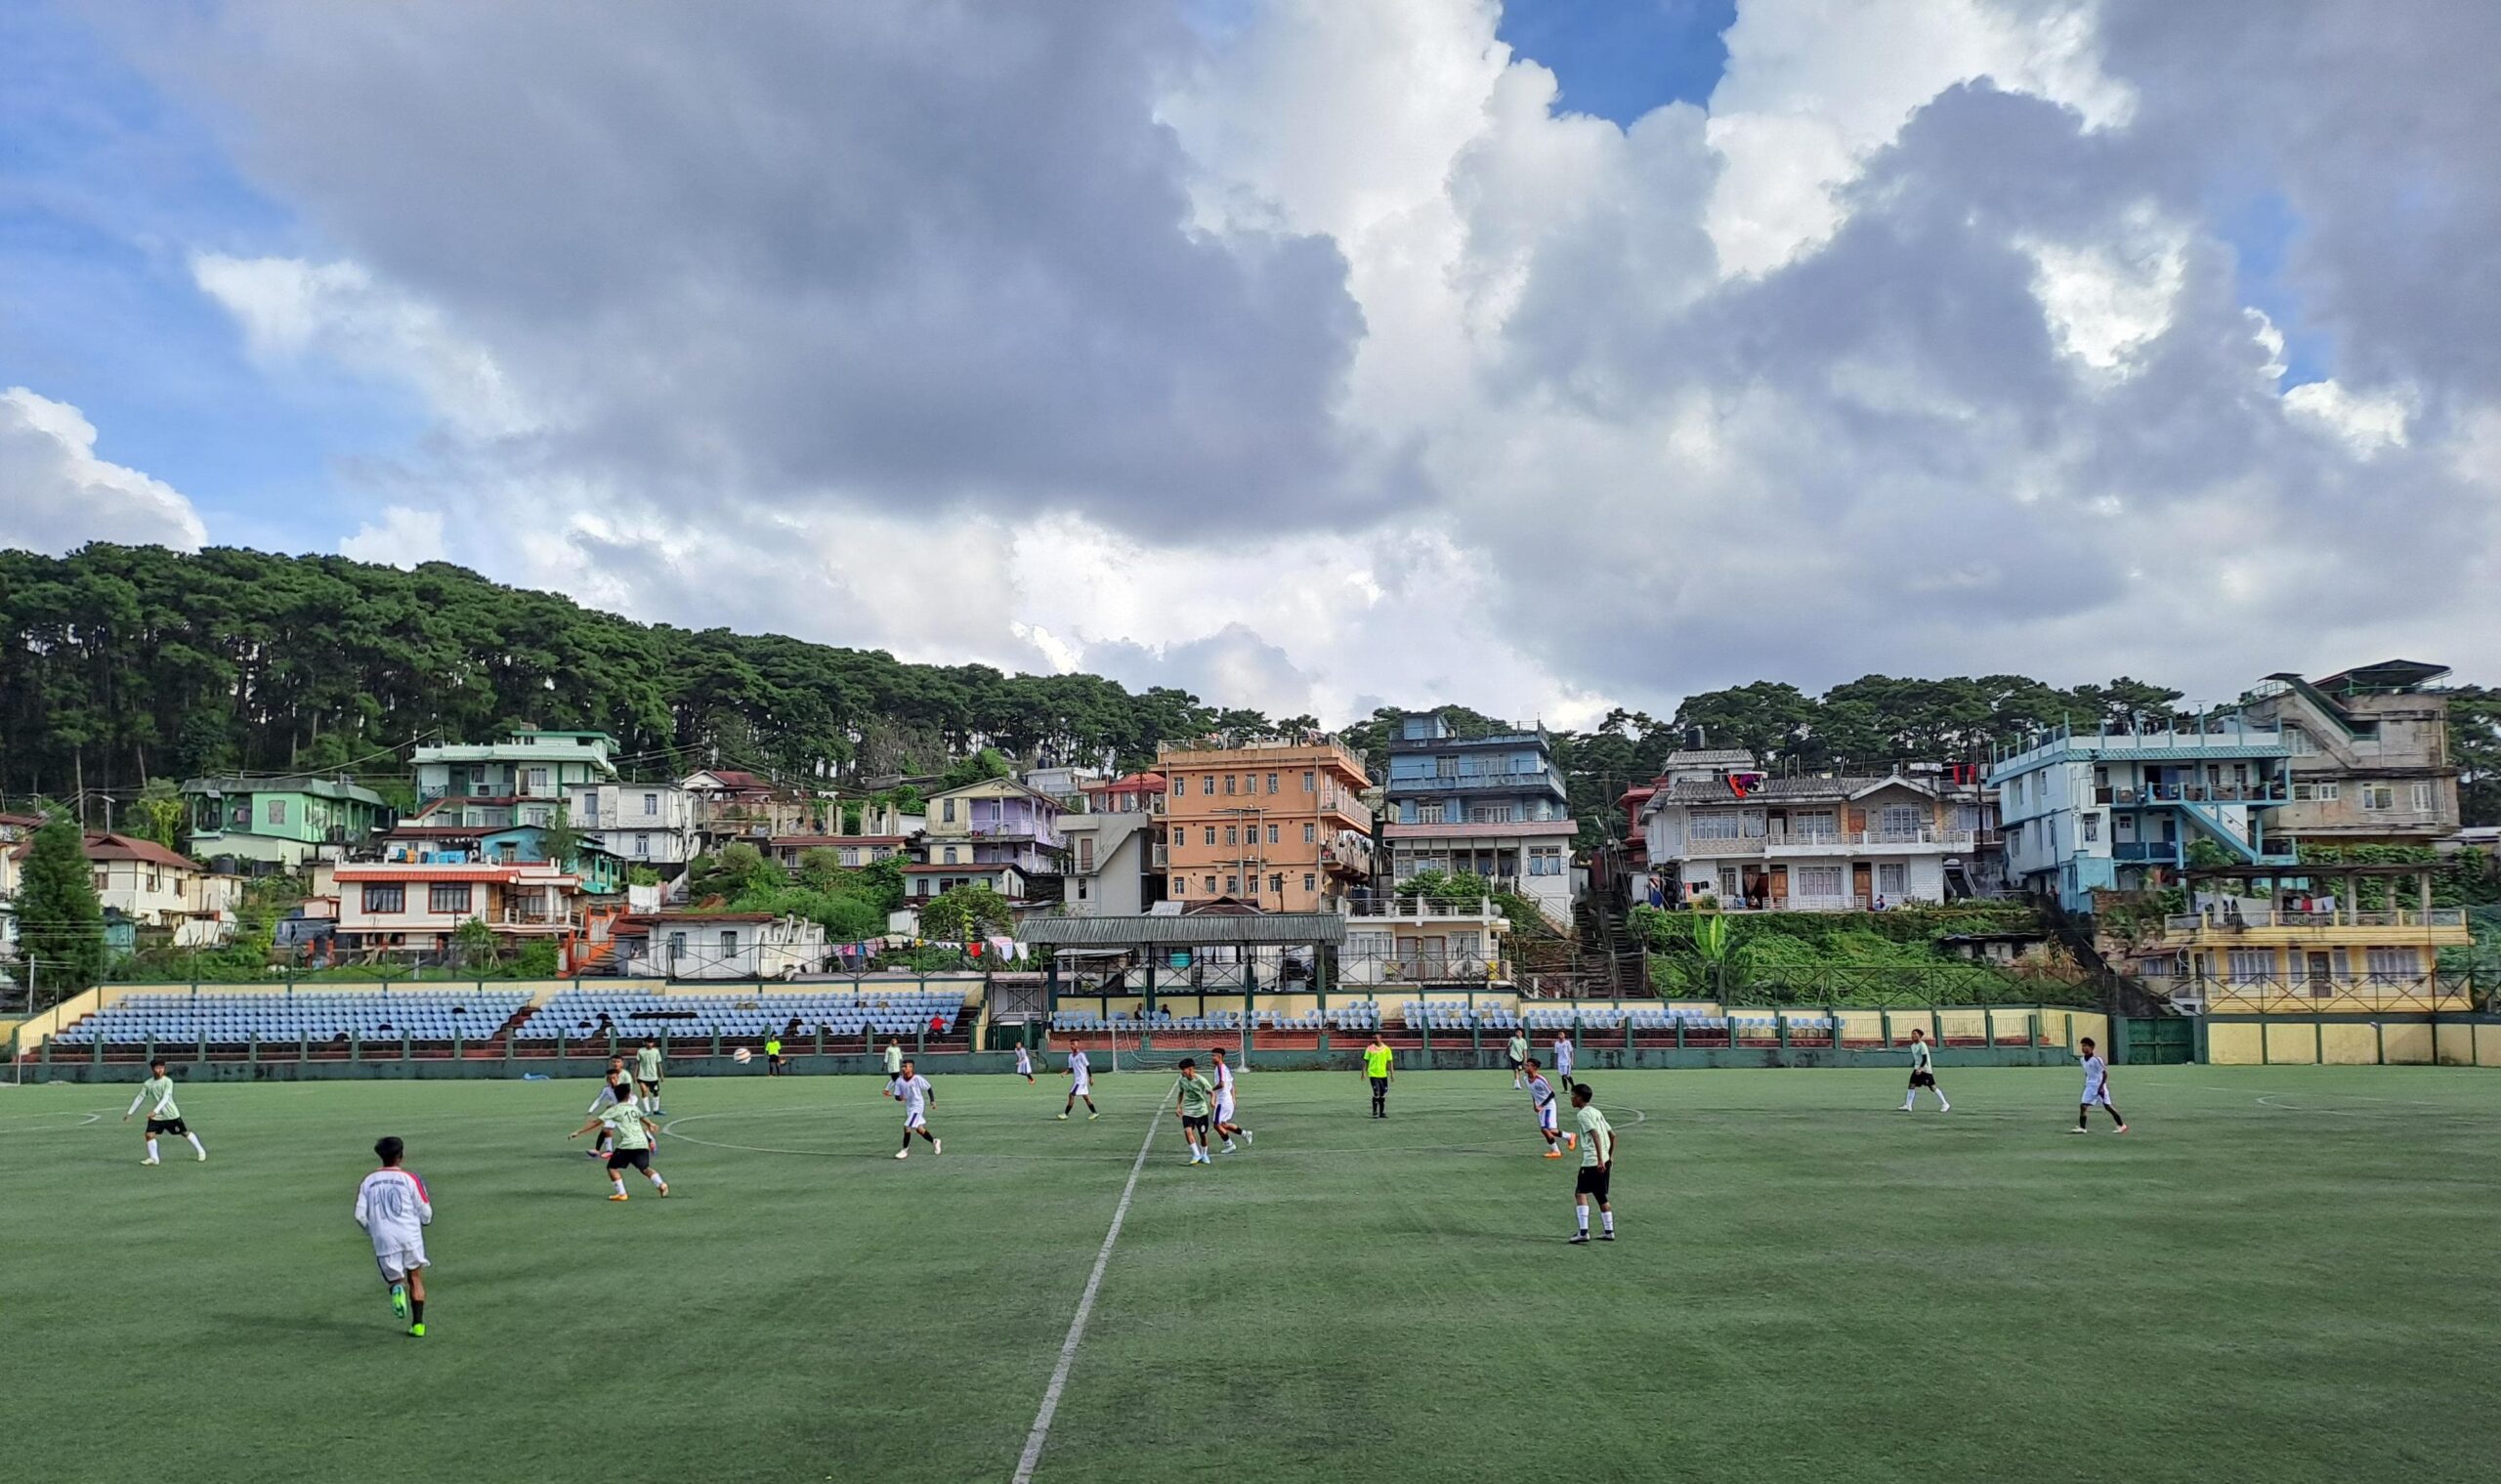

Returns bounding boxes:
[1576,1105,1614,1167]
[764,1039,783,1056]
[1507,1035,1528,1062]
[132,1076,180,1121]
[1911,1040,1932,1072]
[884,1045,904,1075]
[598,1101,655,1151]
[1363,1044,1394,1078]
[1177,1072,1215,1118]
[635,1047,662,1081]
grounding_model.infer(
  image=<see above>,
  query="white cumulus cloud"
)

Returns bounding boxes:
[0,387,206,554]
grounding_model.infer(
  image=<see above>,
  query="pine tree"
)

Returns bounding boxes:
[17,813,106,996]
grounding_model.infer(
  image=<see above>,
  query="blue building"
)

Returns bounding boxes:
[1989,718,2295,913]
[1379,712,1575,925]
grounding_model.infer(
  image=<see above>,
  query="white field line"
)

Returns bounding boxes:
[1012,1102,1165,1483]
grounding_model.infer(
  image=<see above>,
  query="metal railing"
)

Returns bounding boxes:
[1344,896,1501,918]
[2162,908,2467,932]
[2096,783,2290,805]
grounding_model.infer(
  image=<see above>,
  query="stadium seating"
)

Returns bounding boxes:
[52,991,534,1047]
[515,988,964,1043]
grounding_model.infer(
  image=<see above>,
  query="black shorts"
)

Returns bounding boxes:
[1369,1076,1389,1092]
[608,1147,653,1171]
[1575,1166,1611,1201]
[1182,1114,1210,1133]
[145,1118,188,1136]
[1507,1056,1522,1070]
[636,1078,660,1093]
[1909,1071,1936,1088]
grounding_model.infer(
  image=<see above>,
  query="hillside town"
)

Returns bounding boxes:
[1,657,2483,1018]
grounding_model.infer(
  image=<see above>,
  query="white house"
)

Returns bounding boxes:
[1336,895,1509,986]
[1640,762,1973,911]
[615,912,829,979]
[567,782,699,867]
[332,862,585,955]
[84,832,241,947]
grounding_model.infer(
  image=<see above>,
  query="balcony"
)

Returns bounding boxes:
[497,906,585,930]
[1383,769,1568,797]
[1344,895,1503,919]
[1681,828,1975,859]
[1321,842,1374,876]
[2096,783,2289,806]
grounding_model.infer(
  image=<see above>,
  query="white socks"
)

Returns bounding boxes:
[187,1133,207,1157]
[1575,1207,1590,1233]
[146,1138,159,1161]
[1600,1210,1615,1235]
[611,1176,627,1196]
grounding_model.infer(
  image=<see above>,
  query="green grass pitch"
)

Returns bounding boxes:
[6,1065,2496,1483]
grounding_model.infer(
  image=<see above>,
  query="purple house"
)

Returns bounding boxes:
[915,779,1068,892]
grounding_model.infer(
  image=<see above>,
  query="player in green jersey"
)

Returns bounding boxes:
[123,1059,206,1164]
[1567,1082,1616,1245]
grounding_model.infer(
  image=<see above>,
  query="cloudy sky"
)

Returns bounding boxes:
[4,0,2495,726]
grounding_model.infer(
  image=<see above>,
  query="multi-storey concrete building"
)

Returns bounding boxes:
[2229,660,2461,846]
[1990,718,2295,913]
[566,782,699,867]
[183,775,393,868]
[1378,712,1575,927]
[1639,756,1977,911]
[414,728,617,807]
[1158,738,1374,912]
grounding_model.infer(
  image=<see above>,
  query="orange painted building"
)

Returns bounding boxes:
[1157,739,1375,912]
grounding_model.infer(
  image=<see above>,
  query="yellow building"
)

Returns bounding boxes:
[2128,863,2473,1012]
[1158,737,1375,912]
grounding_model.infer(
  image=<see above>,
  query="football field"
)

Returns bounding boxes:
[6,1065,2496,1483]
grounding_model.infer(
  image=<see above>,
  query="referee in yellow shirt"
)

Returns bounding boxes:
[1362,1033,1395,1119]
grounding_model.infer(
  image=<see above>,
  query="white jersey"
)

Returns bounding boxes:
[1210,1061,1236,1117]
[588,1080,624,1114]
[1068,1051,1091,1092]
[1552,1039,1574,1074]
[2081,1054,2109,1102]
[890,1074,933,1124]
[354,1167,433,1257]
[1015,1046,1032,1074]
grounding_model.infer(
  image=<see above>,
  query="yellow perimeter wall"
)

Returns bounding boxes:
[2204,1017,2501,1067]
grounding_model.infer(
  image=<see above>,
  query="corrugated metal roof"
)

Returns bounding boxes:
[1022,912,1347,948]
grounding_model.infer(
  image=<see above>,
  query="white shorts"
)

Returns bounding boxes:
[903,1110,928,1130]
[2083,1086,2110,1105]
[1071,1078,1091,1098]
[1555,1059,1574,1077]
[1537,1105,1559,1133]
[1214,1094,1236,1124]
[373,1241,427,1284]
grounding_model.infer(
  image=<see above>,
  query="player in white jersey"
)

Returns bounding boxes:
[584,1059,630,1159]
[1056,1047,1099,1121]
[2071,1037,2128,1133]
[1898,1028,1949,1112]
[1015,1043,1035,1082]
[1208,1046,1251,1152]
[355,1135,434,1336]
[886,1058,941,1158]
[123,1058,207,1164]
[1551,1033,1576,1092]
[1524,1058,1573,1158]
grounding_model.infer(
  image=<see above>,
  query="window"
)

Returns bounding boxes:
[2314,783,2340,801]
[1077,879,1089,901]
[1418,802,1446,825]
[1170,776,1185,797]
[1225,874,1239,895]
[633,832,650,857]
[1690,813,1742,840]
[1302,872,1316,893]
[528,767,550,792]
[429,883,473,913]
[1879,805,1922,835]
[1266,773,1279,794]
[363,884,406,913]
[1302,771,1315,792]
[1790,811,1836,838]
[2284,726,2317,755]
[1173,877,1186,896]
[2412,783,2436,812]
[2293,784,2316,801]
[1268,873,1284,896]
[1266,825,1279,844]
[2364,946,2417,980]
[720,930,740,954]
[2081,814,2100,843]
[1204,827,1217,846]
[147,869,161,892]
[942,799,956,823]
[643,793,658,815]
[2225,949,2273,981]
[1225,775,1237,795]
[2359,784,2395,811]
[1225,826,1239,846]
[1203,776,1215,795]
[943,846,958,864]
[1877,864,1907,897]
[1795,867,1844,898]
[1468,804,1515,823]
[267,798,288,826]
[1303,824,1316,843]
[1077,838,1094,871]
[1530,848,1562,876]
[94,869,108,894]
[1205,875,1217,894]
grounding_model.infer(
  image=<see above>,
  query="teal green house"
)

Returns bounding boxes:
[184,775,395,867]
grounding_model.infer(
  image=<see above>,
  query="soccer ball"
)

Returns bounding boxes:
[734,1047,753,1064]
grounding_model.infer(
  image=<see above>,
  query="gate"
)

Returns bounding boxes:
[2122,1016,2194,1064]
